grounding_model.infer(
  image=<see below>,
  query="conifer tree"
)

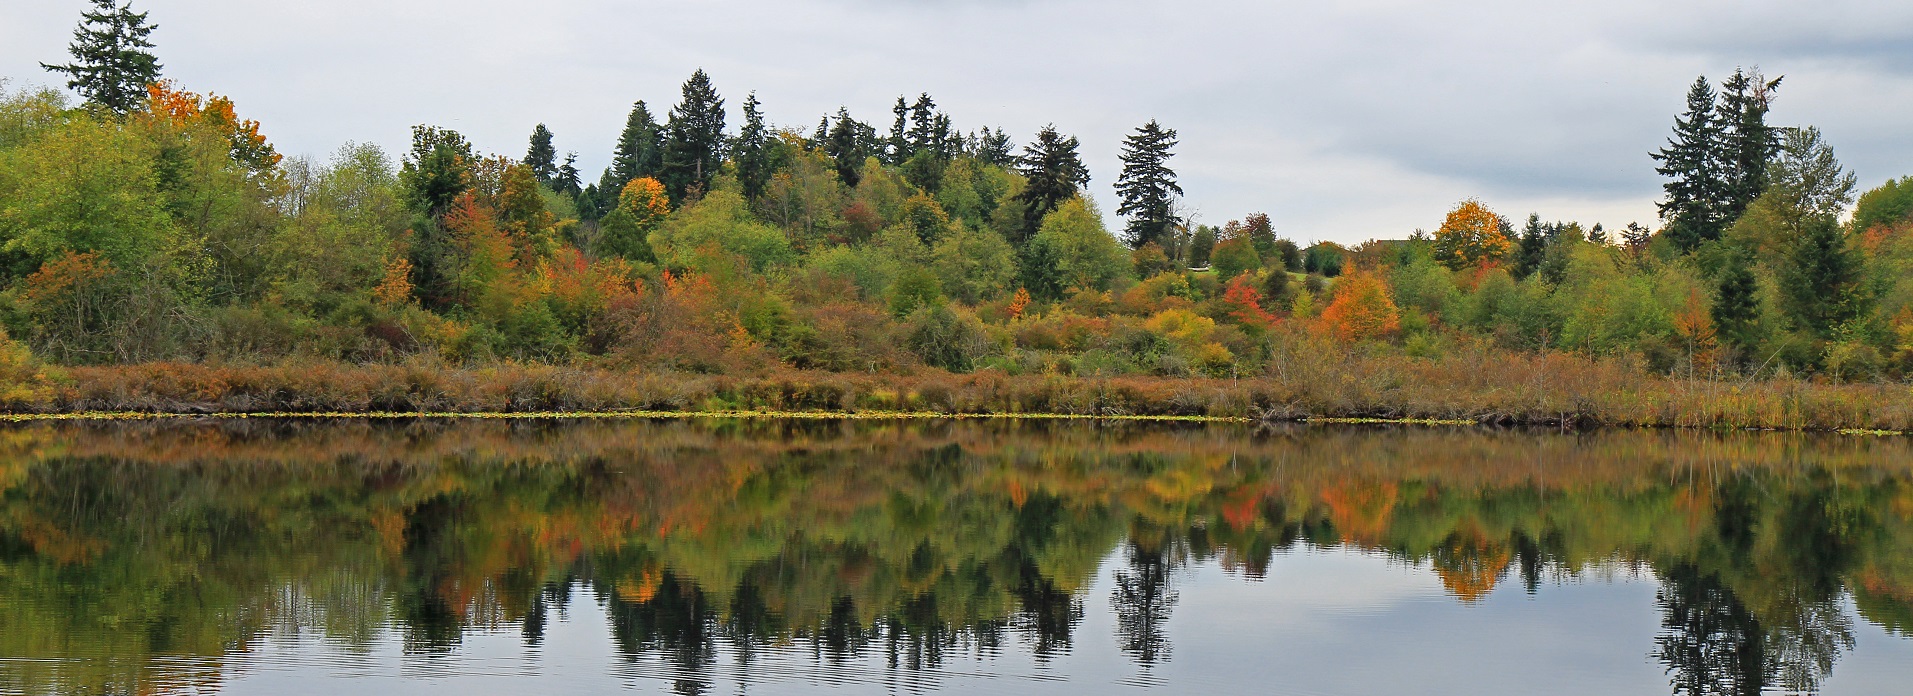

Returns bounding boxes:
[557,153,582,197]
[1115,120,1184,249]
[1514,213,1549,279]
[885,96,910,165]
[1772,127,1865,341]
[967,127,1016,167]
[42,0,163,113]
[823,108,875,187]
[525,124,558,186]
[660,69,727,202]
[1652,76,1728,251]
[1012,125,1090,246]
[1712,251,1761,360]
[610,101,664,192]
[1718,68,1783,222]
[734,92,772,201]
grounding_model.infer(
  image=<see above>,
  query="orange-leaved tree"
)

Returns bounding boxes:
[1221,274,1279,331]
[1433,198,1512,270]
[141,81,280,173]
[1314,270,1401,342]
[600,177,669,262]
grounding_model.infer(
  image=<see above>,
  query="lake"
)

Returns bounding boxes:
[1,419,1910,695]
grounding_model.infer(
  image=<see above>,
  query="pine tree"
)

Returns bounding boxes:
[660,69,727,202]
[1781,216,1868,341]
[1712,251,1761,360]
[42,0,163,113]
[734,92,772,202]
[1718,68,1783,222]
[609,101,664,190]
[1012,125,1090,246]
[1652,76,1728,251]
[525,124,558,186]
[1115,120,1184,249]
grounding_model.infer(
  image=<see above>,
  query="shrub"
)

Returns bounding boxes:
[905,304,993,373]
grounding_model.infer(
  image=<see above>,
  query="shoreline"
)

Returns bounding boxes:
[5,359,1912,433]
[1,408,1903,436]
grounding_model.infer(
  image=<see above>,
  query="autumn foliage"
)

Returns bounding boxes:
[1433,198,1512,270]
[1314,271,1401,342]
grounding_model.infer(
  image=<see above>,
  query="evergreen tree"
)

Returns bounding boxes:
[967,127,1016,167]
[1773,128,1865,341]
[398,125,473,218]
[525,124,558,186]
[823,108,876,187]
[1712,251,1762,360]
[1114,120,1184,249]
[734,92,772,201]
[660,69,727,202]
[556,153,582,197]
[42,0,163,114]
[1514,213,1549,279]
[1011,125,1090,246]
[907,93,942,154]
[610,101,664,191]
[1652,76,1728,251]
[885,96,910,165]
[1718,68,1783,222]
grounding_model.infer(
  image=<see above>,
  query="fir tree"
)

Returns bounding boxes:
[658,71,723,203]
[660,69,727,202]
[967,127,1016,167]
[885,96,910,165]
[823,108,875,187]
[1514,213,1549,279]
[734,92,772,201]
[1712,251,1761,360]
[610,101,664,192]
[525,124,558,186]
[42,0,163,114]
[1114,120,1184,249]
[1718,68,1783,222]
[1652,76,1728,251]
[1780,216,1868,341]
[1012,125,1090,246]
[557,153,582,197]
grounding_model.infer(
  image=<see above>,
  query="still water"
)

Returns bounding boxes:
[2,419,1911,695]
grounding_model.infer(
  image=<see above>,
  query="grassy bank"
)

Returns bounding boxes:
[3,349,1910,432]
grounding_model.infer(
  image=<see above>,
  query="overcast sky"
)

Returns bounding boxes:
[5,0,1911,243]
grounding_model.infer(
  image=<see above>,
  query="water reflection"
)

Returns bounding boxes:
[0,420,1911,694]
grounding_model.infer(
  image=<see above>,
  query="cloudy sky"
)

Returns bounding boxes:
[5,0,1911,243]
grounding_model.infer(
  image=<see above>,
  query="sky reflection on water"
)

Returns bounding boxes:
[2,420,1912,694]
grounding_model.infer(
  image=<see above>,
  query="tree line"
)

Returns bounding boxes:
[4,0,1912,385]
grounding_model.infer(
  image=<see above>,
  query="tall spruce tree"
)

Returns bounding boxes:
[1718,68,1783,223]
[610,101,664,189]
[1114,120,1184,249]
[734,92,772,202]
[1652,76,1729,251]
[967,127,1016,167]
[660,69,727,202]
[1012,125,1091,246]
[42,0,162,113]
[525,124,558,186]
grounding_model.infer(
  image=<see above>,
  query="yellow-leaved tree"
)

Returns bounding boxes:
[1433,199,1513,270]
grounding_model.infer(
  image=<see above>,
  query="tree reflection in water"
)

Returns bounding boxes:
[0,420,1910,695]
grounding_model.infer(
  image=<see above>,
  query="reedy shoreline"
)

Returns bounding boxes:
[3,354,1909,433]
